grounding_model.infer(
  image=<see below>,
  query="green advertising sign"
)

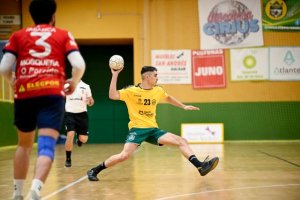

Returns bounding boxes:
[263,0,300,31]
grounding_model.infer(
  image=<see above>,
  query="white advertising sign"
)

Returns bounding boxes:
[269,47,300,81]
[0,15,21,25]
[230,48,269,81]
[181,123,224,143]
[198,0,264,49]
[151,50,192,84]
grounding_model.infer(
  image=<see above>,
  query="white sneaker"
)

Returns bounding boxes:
[13,195,24,200]
[25,190,41,200]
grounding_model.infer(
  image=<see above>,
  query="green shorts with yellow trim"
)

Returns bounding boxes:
[126,128,167,145]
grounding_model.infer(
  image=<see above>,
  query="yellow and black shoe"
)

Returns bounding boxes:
[198,156,219,176]
[87,169,99,181]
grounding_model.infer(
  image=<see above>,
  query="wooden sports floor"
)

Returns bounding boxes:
[0,141,300,200]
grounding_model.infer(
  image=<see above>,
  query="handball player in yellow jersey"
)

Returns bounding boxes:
[87,66,218,181]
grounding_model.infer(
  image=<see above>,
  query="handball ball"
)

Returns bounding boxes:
[109,55,124,71]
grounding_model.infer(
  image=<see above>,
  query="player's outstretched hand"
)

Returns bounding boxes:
[183,105,200,110]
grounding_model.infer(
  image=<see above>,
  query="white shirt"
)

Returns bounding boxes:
[65,81,92,113]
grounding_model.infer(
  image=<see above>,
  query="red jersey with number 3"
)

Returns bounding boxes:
[3,24,79,99]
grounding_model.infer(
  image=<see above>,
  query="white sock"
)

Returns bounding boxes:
[30,179,44,196]
[13,179,25,197]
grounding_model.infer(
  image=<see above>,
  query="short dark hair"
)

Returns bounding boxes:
[29,0,57,25]
[141,66,157,75]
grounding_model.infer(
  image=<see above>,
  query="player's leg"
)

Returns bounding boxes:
[87,142,138,181]
[158,132,219,176]
[26,128,59,199]
[158,132,194,158]
[75,112,89,147]
[64,112,76,167]
[26,95,64,199]
[65,130,75,167]
[34,129,59,181]
[77,134,88,145]
[13,98,37,200]
[13,129,35,200]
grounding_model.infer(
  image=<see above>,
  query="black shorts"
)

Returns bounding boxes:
[64,112,89,135]
[14,95,65,132]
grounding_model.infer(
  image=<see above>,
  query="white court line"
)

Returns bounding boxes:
[42,175,88,200]
[155,183,300,200]
[42,149,143,200]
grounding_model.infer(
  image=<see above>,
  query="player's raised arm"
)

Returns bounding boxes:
[109,67,122,100]
[108,55,124,100]
[165,95,200,110]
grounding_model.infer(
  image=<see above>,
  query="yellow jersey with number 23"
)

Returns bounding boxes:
[119,84,168,129]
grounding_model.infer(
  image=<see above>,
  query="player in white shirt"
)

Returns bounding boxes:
[64,80,94,167]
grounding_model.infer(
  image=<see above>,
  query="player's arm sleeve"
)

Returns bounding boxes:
[0,52,16,82]
[118,89,127,101]
[67,51,85,84]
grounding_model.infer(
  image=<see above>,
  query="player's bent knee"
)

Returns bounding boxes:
[177,137,188,146]
[37,135,57,161]
[119,152,131,162]
[79,135,88,143]
[181,137,188,144]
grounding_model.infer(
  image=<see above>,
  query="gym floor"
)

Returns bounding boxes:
[0,141,299,200]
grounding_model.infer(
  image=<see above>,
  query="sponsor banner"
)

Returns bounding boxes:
[192,49,226,88]
[198,0,264,49]
[181,123,224,143]
[0,15,21,25]
[230,48,269,81]
[262,0,300,32]
[269,47,300,81]
[151,50,191,84]
[0,15,21,39]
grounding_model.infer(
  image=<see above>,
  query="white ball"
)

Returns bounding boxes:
[109,55,124,71]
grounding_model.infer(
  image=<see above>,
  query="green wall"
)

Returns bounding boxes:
[1,101,299,147]
[157,102,300,140]
[0,102,17,146]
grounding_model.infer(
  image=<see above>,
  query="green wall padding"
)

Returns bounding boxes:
[156,102,300,140]
[0,102,17,146]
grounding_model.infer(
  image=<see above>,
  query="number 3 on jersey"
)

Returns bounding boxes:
[29,31,52,58]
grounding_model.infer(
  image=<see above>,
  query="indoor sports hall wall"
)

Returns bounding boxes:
[0,0,299,146]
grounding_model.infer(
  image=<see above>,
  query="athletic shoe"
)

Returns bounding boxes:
[25,190,41,200]
[198,156,219,176]
[87,169,99,181]
[13,195,23,200]
[76,133,83,147]
[76,139,83,147]
[65,159,72,167]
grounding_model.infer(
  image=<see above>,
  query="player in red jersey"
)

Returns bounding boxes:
[0,0,85,199]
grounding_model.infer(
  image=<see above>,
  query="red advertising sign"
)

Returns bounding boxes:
[192,49,226,88]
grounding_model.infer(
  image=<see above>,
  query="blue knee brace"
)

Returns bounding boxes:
[37,135,56,161]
